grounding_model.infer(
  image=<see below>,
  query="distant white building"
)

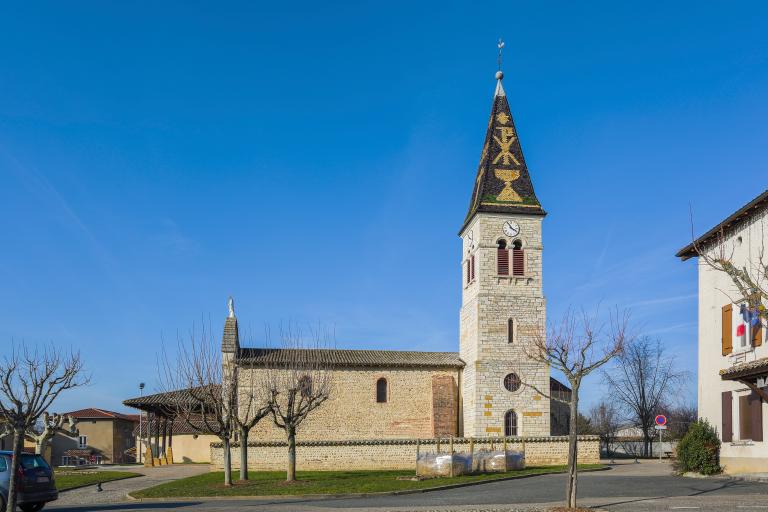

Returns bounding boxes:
[677,190,768,473]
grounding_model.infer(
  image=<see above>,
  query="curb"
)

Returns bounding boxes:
[128,465,610,502]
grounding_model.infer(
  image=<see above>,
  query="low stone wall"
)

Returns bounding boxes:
[210,436,600,471]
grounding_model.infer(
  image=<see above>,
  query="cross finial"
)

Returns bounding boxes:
[497,38,505,72]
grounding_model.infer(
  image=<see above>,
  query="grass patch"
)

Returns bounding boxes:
[131,464,604,498]
[54,470,142,491]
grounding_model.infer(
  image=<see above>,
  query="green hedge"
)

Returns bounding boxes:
[675,419,721,475]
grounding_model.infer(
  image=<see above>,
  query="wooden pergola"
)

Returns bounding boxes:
[123,386,219,467]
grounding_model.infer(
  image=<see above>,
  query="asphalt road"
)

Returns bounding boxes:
[46,461,768,512]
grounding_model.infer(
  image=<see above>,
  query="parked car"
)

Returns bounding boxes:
[0,451,58,512]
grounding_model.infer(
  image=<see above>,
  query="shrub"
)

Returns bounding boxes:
[675,419,721,475]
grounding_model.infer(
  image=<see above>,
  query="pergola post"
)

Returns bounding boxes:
[154,413,161,466]
[161,417,168,465]
[167,416,174,464]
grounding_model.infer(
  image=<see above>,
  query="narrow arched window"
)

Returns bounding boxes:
[507,318,516,343]
[512,239,524,276]
[376,378,388,403]
[505,410,518,436]
[298,376,312,398]
[497,240,509,275]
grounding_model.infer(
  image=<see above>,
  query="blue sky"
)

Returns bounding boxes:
[1,1,767,413]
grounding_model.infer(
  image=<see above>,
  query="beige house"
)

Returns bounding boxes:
[134,417,217,464]
[51,408,138,466]
[677,190,768,473]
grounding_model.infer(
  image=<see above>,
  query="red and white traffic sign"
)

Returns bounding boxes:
[655,414,667,426]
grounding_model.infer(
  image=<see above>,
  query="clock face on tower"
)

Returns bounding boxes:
[503,221,520,238]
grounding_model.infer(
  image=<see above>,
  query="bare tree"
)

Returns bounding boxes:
[27,412,79,457]
[603,336,685,457]
[691,211,767,326]
[233,361,270,481]
[523,308,628,509]
[0,343,89,512]
[264,326,332,482]
[159,321,237,486]
[589,401,620,457]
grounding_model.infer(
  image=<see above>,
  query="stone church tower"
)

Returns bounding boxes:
[459,71,550,437]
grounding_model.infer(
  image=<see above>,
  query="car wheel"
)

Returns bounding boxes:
[20,503,45,512]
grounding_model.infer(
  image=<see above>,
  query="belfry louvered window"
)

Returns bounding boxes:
[470,255,476,281]
[497,240,509,275]
[512,240,524,276]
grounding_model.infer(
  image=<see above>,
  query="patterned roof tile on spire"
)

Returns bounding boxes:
[462,73,545,232]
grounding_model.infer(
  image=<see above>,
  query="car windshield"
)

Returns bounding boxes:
[19,454,50,470]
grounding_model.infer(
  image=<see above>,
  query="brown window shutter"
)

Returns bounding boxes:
[470,255,475,281]
[722,304,733,355]
[722,391,733,442]
[751,391,764,442]
[497,248,509,275]
[512,249,525,276]
[740,394,751,440]
[753,321,763,347]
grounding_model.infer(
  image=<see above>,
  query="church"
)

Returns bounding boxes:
[126,68,577,468]
[232,68,567,442]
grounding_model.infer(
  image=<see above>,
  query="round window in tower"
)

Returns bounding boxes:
[503,372,521,392]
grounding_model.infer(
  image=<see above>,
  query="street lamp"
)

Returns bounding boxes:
[138,383,145,464]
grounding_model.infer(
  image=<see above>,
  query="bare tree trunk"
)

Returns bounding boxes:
[223,437,232,487]
[239,426,249,481]
[7,427,24,512]
[287,427,296,482]
[566,387,579,508]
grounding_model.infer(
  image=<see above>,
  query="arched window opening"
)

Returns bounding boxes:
[503,372,521,392]
[507,318,516,343]
[298,375,312,398]
[512,239,524,276]
[470,255,475,281]
[376,378,388,403]
[504,410,518,436]
[497,240,509,275]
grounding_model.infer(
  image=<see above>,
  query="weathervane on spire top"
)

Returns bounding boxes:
[496,38,505,80]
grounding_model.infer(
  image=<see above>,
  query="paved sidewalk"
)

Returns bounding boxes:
[54,464,210,506]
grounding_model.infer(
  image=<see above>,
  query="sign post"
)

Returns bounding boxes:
[655,415,668,461]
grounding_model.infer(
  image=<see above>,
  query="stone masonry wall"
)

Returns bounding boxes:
[460,213,550,438]
[210,436,600,471]
[432,375,458,436]
[239,367,460,441]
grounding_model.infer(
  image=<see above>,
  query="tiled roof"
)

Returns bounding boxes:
[461,71,545,234]
[64,408,137,422]
[123,385,221,412]
[237,348,464,369]
[720,357,768,380]
[222,316,239,353]
[676,189,768,261]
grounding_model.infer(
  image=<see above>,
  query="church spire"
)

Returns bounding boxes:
[462,64,545,232]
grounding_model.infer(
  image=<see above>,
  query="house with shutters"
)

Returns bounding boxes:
[677,190,768,473]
